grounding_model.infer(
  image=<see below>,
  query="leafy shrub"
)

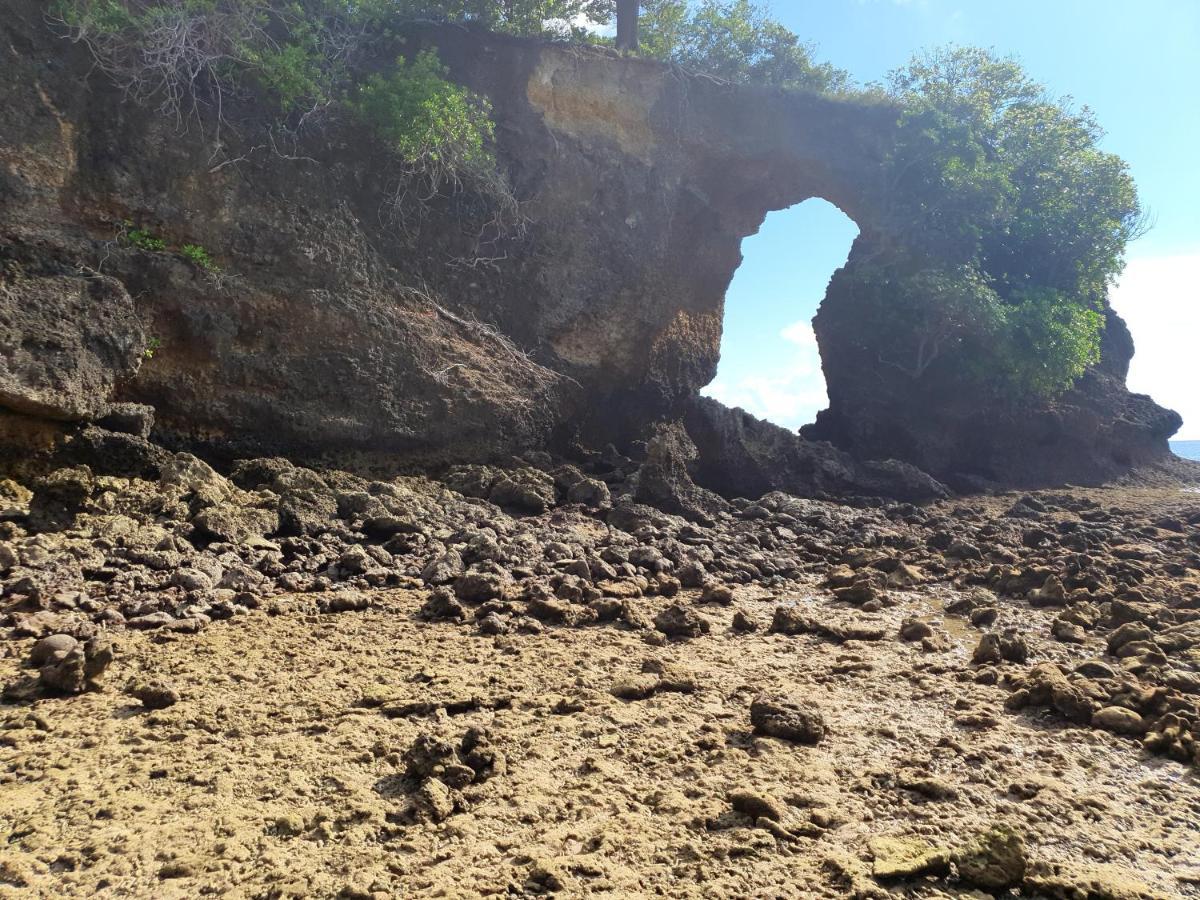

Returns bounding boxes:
[180,243,219,271]
[122,222,167,251]
[995,289,1104,398]
[53,1,528,239]
[349,51,495,178]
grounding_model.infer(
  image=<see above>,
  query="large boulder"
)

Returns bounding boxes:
[0,269,145,421]
[634,421,729,523]
[684,397,949,503]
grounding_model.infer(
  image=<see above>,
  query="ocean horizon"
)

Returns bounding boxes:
[1171,440,1200,461]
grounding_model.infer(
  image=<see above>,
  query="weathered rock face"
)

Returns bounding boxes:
[0,0,1180,492]
[0,269,145,422]
[684,397,949,503]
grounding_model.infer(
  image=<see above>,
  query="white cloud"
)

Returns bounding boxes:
[1109,252,1200,439]
[780,320,818,349]
[702,321,828,430]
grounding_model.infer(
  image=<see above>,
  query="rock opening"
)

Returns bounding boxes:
[703,199,858,432]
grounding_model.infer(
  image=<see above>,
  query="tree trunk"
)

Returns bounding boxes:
[616,0,639,51]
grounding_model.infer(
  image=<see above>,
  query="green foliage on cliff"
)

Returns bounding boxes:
[180,243,220,271]
[847,262,1103,399]
[53,1,529,214]
[859,47,1141,399]
[55,4,1134,400]
[348,51,494,170]
[121,221,166,252]
[635,0,848,92]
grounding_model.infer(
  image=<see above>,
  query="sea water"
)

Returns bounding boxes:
[1172,440,1200,462]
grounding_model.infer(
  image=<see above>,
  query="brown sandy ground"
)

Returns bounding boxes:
[3,485,1200,899]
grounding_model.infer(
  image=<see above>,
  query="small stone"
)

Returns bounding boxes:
[488,469,556,513]
[833,581,877,605]
[946,540,983,561]
[274,813,305,837]
[566,478,610,507]
[127,612,177,630]
[2,676,41,703]
[869,836,950,879]
[953,825,1026,890]
[887,563,925,588]
[412,777,456,823]
[899,618,934,641]
[653,603,710,639]
[478,613,508,635]
[730,789,788,822]
[170,567,214,592]
[29,634,79,666]
[421,550,465,586]
[1074,659,1115,679]
[1028,575,1068,607]
[129,680,181,710]
[972,629,1028,665]
[610,674,660,700]
[750,694,826,744]
[677,562,706,588]
[404,733,460,780]
[338,546,372,575]
[362,515,420,538]
[1091,706,1144,735]
[321,591,370,613]
[731,610,759,633]
[39,647,88,694]
[970,606,999,627]
[527,595,576,625]
[1107,622,1152,655]
[421,588,466,621]
[655,575,681,598]
[768,605,816,635]
[82,637,114,682]
[699,583,734,605]
[454,572,503,603]
[158,861,196,879]
[440,763,477,790]
[1009,663,1094,724]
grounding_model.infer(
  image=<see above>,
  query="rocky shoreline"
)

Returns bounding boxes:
[2,424,1199,896]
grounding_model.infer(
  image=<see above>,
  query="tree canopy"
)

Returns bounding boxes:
[860,46,1143,398]
[634,0,848,93]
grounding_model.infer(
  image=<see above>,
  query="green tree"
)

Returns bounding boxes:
[886,47,1142,299]
[861,46,1142,399]
[636,0,848,92]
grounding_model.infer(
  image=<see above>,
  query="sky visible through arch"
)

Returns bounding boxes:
[701,0,1200,439]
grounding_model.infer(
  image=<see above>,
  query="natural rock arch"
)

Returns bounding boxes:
[0,5,1179,493]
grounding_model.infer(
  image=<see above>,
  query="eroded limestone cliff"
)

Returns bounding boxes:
[0,0,1181,496]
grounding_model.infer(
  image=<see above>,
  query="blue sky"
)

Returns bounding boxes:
[702,0,1200,439]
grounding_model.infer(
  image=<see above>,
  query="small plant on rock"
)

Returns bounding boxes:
[180,243,218,272]
[122,221,166,252]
